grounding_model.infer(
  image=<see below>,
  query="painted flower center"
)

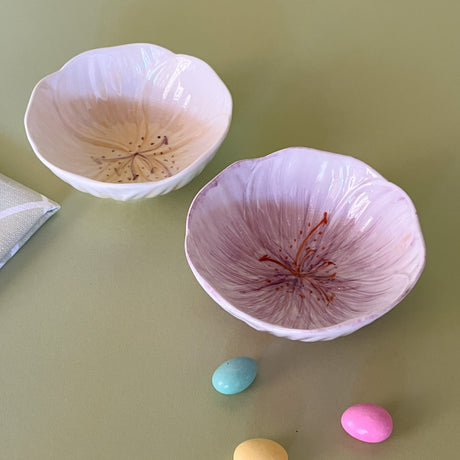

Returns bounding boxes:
[258,212,337,303]
[91,135,178,183]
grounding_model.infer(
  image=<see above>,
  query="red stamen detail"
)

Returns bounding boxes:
[294,212,328,267]
[258,255,298,276]
[258,212,337,305]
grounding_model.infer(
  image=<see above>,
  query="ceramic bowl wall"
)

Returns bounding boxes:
[25,43,232,200]
[185,147,426,341]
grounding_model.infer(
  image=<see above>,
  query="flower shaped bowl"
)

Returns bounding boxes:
[24,44,232,200]
[185,147,426,341]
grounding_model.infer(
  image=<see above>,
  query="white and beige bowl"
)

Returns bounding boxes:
[25,43,232,200]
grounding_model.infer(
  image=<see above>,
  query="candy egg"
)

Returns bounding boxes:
[234,438,288,460]
[341,403,393,443]
[212,357,257,394]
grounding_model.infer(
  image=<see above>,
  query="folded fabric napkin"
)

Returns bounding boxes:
[0,173,60,268]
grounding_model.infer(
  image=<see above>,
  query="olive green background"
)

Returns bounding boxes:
[1,1,459,459]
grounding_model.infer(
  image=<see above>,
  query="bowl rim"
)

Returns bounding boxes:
[185,147,426,339]
[24,43,233,190]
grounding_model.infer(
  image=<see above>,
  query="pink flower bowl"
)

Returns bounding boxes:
[185,147,426,341]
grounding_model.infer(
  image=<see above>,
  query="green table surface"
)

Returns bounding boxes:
[1,1,459,459]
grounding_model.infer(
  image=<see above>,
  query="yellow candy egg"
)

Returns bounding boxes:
[233,438,288,460]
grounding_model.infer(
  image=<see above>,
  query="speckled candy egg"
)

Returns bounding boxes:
[341,403,393,443]
[212,357,257,394]
[234,438,288,460]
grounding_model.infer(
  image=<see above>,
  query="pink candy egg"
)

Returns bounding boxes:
[341,403,393,443]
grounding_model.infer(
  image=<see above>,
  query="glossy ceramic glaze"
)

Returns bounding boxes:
[25,44,232,200]
[185,147,426,341]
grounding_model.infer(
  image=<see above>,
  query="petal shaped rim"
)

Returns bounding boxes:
[185,147,426,341]
[24,43,232,200]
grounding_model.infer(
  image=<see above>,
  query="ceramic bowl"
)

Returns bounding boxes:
[24,44,232,200]
[185,147,426,341]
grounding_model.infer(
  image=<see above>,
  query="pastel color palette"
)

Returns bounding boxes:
[233,438,288,460]
[341,403,393,443]
[185,147,426,341]
[212,357,257,395]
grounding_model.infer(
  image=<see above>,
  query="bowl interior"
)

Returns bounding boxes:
[26,45,231,184]
[186,150,425,331]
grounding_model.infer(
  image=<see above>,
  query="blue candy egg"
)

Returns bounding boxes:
[212,357,258,395]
